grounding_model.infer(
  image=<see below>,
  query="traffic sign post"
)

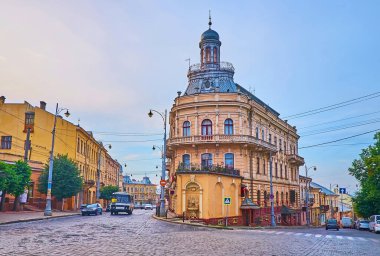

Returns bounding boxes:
[339,188,346,194]
[224,197,231,227]
[160,180,166,187]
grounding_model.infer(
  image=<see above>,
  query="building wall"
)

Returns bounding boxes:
[166,92,304,224]
[0,100,121,210]
[124,183,157,206]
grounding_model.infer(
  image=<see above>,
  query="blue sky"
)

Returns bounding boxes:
[1,1,379,192]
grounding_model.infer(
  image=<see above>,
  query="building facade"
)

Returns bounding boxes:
[0,98,121,210]
[123,176,158,207]
[166,20,304,226]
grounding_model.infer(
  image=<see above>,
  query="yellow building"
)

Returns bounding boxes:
[299,175,312,225]
[166,21,304,226]
[0,97,121,210]
[123,176,157,207]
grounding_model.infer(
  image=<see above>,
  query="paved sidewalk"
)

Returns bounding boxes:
[0,211,80,225]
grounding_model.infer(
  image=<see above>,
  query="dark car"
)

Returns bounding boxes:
[106,204,111,212]
[326,219,339,231]
[80,204,87,210]
[81,203,102,216]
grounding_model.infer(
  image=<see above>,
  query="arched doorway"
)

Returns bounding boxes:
[185,182,201,219]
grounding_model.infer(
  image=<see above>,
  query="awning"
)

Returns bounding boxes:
[240,197,260,210]
[281,205,299,215]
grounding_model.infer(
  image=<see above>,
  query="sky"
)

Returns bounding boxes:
[1,1,379,192]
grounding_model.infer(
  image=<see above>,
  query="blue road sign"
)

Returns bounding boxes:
[339,188,346,194]
[224,197,231,205]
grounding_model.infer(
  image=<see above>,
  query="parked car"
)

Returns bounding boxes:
[144,204,153,210]
[356,220,369,230]
[106,204,111,212]
[81,203,102,216]
[326,219,339,231]
[341,217,353,228]
[80,204,87,210]
[369,215,380,233]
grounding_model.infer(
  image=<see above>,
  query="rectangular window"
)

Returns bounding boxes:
[274,136,277,146]
[285,166,288,179]
[201,153,213,168]
[269,134,272,144]
[275,163,278,177]
[279,139,282,151]
[263,159,266,175]
[24,112,35,132]
[280,164,283,178]
[256,157,260,174]
[1,136,12,149]
[284,142,287,154]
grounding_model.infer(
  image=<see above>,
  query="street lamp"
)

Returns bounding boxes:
[148,108,167,217]
[305,165,316,227]
[96,143,111,201]
[329,184,338,219]
[44,103,70,216]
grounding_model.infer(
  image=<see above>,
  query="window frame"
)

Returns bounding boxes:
[224,153,234,170]
[201,119,213,136]
[183,121,191,137]
[224,118,233,135]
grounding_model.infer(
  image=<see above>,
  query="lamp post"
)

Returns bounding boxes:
[148,109,167,217]
[329,184,338,219]
[269,151,276,227]
[96,144,112,201]
[305,165,316,227]
[44,103,70,216]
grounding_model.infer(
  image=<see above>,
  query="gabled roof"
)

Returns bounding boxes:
[310,182,338,196]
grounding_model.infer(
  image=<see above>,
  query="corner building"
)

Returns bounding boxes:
[166,21,305,226]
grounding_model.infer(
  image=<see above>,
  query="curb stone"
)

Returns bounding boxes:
[0,213,81,226]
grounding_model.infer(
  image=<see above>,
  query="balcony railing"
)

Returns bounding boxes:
[168,134,277,152]
[286,153,305,165]
[176,163,241,177]
[188,62,235,73]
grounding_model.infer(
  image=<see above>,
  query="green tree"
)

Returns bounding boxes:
[0,161,19,211]
[38,155,82,203]
[348,132,380,218]
[100,185,119,205]
[9,161,32,211]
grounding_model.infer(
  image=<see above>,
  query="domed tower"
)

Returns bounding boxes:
[185,16,236,95]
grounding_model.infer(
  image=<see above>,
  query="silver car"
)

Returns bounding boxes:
[356,220,369,230]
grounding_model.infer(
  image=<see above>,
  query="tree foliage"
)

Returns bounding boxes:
[100,185,119,201]
[9,160,32,197]
[348,132,380,218]
[38,155,82,201]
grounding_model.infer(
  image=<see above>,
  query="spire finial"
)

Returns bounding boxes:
[208,10,212,29]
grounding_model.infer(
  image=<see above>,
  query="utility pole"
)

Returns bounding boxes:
[269,151,276,227]
[304,165,316,227]
[24,128,31,162]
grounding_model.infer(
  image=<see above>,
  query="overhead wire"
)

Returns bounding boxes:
[299,128,380,149]
[283,91,380,120]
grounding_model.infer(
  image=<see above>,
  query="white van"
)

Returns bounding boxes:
[369,215,380,233]
[341,217,353,228]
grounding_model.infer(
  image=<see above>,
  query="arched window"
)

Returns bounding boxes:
[281,192,284,205]
[224,119,233,135]
[257,190,261,205]
[182,154,190,169]
[201,153,213,168]
[206,47,211,63]
[255,127,259,138]
[261,129,265,140]
[264,191,268,207]
[213,48,217,63]
[183,121,190,137]
[225,153,234,170]
[201,119,212,135]
[276,191,279,206]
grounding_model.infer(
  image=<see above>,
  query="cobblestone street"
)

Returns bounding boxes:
[1,210,379,256]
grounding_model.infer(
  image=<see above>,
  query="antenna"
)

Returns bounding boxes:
[208,10,212,29]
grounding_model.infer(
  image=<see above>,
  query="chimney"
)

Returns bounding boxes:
[0,96,5,104]
[40,101,46,110]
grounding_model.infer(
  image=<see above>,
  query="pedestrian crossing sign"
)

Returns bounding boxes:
[224,197,231,205]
